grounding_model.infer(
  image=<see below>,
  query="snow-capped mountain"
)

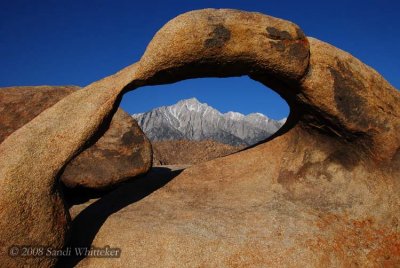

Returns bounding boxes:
[132,98,286,146]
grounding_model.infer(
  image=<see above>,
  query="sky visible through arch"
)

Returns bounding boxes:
[1,1,399,120]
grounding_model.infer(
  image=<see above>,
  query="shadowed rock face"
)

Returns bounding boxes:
[0,8,399,267]
[0,86,152,189]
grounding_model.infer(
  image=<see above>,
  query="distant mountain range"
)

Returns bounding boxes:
[132,98,286,146]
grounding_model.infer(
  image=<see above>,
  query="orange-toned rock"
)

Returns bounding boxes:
[152,140,243,165]
[0,71,140,267]
[0,8,398,268]
[136,8,309,84]
[0,86,152,189]
[70,128,400,268]
[71,9,399,267]
[299,38,400,162]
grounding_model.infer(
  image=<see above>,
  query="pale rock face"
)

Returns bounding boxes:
[132,98,285,146]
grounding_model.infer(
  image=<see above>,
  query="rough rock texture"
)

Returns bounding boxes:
[0,68,139,267]
[133,98,285,146]
[0,85,80,140]
[152,140,243,165]
[71,128,400,268]
[0,8,399,267]
[298,38,400,162]
[136,9,309,84]
[0,86,152,189]
[61,108,152,189]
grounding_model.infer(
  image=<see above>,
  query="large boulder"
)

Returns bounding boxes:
[0,86,152,189]
[0,8,398,267]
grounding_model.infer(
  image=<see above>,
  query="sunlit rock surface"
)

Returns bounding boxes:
[0,8,398,267]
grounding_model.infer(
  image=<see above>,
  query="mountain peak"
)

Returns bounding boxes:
[132,99,286,146]
[177,97,202,105]
[174,97,209,113]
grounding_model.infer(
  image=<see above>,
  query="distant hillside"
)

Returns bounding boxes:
[132,98,286,146]
[152,140,244,165]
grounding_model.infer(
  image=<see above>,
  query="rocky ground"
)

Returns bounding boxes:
[152,140,244,165]
[64,128,400,267]
[60,165,187,267]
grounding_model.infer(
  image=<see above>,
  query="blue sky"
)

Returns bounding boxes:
[1,1,399,120]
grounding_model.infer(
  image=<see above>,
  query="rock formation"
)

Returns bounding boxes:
[0,8,398,267]
[0,86,152,189]
[0,73,134,267]
[152,140,243,165]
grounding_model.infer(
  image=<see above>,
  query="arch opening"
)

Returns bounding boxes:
[120,76,291,165]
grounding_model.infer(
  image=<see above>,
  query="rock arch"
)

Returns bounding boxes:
[0,9,398,267]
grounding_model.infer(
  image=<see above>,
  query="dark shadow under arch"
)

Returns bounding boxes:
[57,167,183,268]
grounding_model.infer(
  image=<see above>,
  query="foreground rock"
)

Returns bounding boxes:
[71,127,399,267]
[0,8,398,267]
[152,140,243,165]
[0,86,152,189]
[0,73,144,267]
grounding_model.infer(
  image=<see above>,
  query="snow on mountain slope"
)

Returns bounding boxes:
[132,98,286,146]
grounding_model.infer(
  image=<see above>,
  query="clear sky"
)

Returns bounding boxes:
[1,1,399,120]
